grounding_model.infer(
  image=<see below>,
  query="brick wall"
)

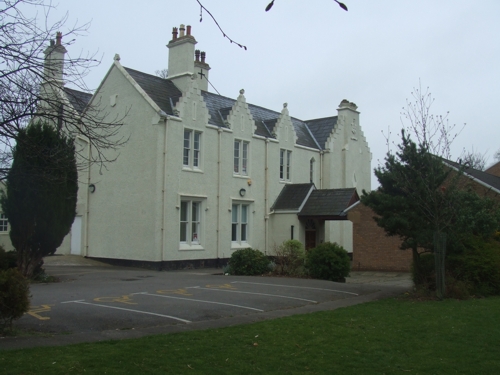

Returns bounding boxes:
[486,161,500,177]
[348,203,412,272]
[349,172,499,272]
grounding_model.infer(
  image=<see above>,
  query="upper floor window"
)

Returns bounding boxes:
[0,214,8,232]
[183,130,201,169]
[280,149,292,181]
[180,200,201,245]
[234,140,249,176]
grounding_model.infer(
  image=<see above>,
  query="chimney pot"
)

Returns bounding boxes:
[56,32,62,46]
[200,51,206,63]
[179,24,185,37]
[172,27,178,40]
[195,49,200,62]
[50,39,55,46]
[186,25,191,35]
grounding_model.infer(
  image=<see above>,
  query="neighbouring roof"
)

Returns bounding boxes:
[298,188,360,219]
[64,87,92,114]
[124,67,182,115]
[116,66,336,150]
[444,159,500,193]
[271,183,315,211]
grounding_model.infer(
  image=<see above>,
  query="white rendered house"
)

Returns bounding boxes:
[13,24,372,269]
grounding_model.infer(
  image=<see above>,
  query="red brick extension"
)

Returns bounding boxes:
[348,203,412,272]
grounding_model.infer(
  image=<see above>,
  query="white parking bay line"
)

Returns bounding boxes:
[231,281,359,296]
[133,292,264,312]
[189,287,318,303]
[61,300,191,323]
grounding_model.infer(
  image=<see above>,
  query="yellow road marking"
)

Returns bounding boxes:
[94,295,137,305]
[204,283,238,290]
[26,305,53,320]
[157,288,193,296]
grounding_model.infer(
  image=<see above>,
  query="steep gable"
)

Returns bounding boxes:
[226,89,256,137]
[272,104,297,145]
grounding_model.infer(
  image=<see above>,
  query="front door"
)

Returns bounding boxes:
[305,230,316,250]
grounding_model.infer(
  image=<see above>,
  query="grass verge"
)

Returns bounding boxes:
[1,296,499,374]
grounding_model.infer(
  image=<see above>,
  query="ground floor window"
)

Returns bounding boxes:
[0,213,7,232]
[232,203,249,244]
[180,200,201,245]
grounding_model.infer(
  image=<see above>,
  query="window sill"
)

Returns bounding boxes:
[182,167,204,174]
[179,244,205,251]
[233,174,249,179]
[279,180,292,184]
[231,242,251,250]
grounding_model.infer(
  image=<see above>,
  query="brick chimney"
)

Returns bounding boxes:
[167,24,210,92]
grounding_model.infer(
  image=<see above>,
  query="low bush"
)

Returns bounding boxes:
[306,242,350,282]
[273,240,305,276]
[412,236,500,298]
[447,237,500,296]
[0,246,17,271]
[0,268,30,332]
[228,248,270,275]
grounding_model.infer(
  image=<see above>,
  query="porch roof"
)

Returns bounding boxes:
[271,183,315,211]
[298,188,360,220]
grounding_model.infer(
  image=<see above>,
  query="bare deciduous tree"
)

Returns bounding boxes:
[460,148,488,171]
[0,0,127,179]
[400,82,465,160]
[195,0,348,50]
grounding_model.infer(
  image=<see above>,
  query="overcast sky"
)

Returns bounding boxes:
[33,0,500,188]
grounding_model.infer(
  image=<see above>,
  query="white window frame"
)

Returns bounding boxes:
[280,149,292,181]
[233,140,249,176]
[180,200,202,247]
[183,129,202,169]
[0,213,8,232]
[231,203,250,246]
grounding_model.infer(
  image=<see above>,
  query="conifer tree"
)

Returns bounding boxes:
[1,122,78,278]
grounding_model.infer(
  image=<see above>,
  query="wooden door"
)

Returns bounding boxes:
[305,230,316,250]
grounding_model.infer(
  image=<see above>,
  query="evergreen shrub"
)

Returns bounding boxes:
[306,242,350,282]
[0,268,30,332]
[0,246,17,271]
[228,248,269,275]
[447,237,500,296]
[274,240,305,275]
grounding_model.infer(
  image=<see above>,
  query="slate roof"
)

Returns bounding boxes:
[299,188,360,218]
[306,116,338,149]
[200,91,322,149]
[116,67,338,150]
[124,67,182,115]
[64,87,92,114]
[271,183,315,211]
[444,159,500,193]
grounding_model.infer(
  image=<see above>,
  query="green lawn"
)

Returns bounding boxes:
[2,297,500,374]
